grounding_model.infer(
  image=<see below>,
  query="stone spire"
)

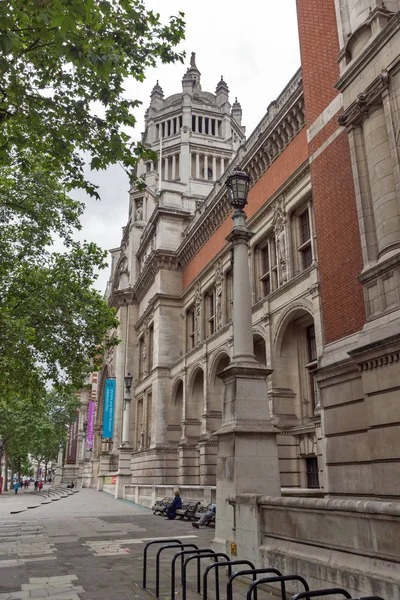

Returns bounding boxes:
[216,75,229,107]
[150,80,164,108]
[231,97,242,125]
[182,52,201,95]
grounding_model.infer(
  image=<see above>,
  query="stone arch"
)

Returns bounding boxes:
[273,300,314,357]
[271,304,318,489]
[253,331,267,365]
[208,350,230,418]
[113,255,129,291]
[185,366,204,440]
[167,378,183,444]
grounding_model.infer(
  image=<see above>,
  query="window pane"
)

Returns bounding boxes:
[306,324,317,362]
[262,276,271,297]
[306,456,319,489]
[302,245,313,269]
[261,247,269,275]
[300,211,310,244]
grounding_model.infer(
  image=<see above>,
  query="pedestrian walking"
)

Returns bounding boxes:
[38,480,43,491]
[34,479,38,492]
[14,481,19,495]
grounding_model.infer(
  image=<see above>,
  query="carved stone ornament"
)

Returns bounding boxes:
[215,261,223,330]
[194,282,202,345]
[135,199,143,221]
[338,70,391,128]
[273,198,288,285]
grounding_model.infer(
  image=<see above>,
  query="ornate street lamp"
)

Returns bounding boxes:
[124,372,133,393]
[226,167,251,211]
[225,166,255,364]
[122,372,134,446]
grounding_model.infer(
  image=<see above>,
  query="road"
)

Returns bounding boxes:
[0,488,214,600]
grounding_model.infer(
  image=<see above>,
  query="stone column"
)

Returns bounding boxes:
[213,208,281,555]
[196,153,200,179]
[204,155,208,180]
[212,156,217,181]
[121,396,132,446]
[220,157,225,176]
[363,104,400,258]
[172,154,176,180]
[164,156,169,181]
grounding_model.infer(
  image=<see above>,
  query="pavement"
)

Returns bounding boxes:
[0,487,223,600]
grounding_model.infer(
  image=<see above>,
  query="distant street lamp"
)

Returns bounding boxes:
[122,372,133,446]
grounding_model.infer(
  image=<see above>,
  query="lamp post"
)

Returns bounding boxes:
[225,167,256,364]
[213,167,281,553]
[122,372,133,446]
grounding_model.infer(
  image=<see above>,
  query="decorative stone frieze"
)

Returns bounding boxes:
[178,73,305,269]
[133,250,180,303]
[338,69,390,127]
[358,351,400,371]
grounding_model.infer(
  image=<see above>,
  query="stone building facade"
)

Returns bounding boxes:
[83,0,400,502]
[73,2,400,593]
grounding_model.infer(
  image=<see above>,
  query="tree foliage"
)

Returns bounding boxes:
[0,389,80,478]
[0,1,185,399]
[0,0,185,194]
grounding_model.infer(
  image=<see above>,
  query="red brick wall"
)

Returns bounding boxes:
[182,128,308,289]
[296,0,365,344]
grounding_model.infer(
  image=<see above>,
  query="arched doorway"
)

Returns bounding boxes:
[167,379,183,444]
[253,333,267,364]
[272,308,319,489]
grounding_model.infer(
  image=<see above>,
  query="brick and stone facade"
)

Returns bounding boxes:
[81,4,400,593]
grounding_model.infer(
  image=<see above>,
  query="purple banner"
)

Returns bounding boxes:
[86,402,96,450]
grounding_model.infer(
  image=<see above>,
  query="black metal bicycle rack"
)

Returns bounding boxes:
[142,538,184,590]
[202,559,255,600]
[155,543,199,598]
[226,567,283,600]
[247,575,310,600]
[290,589,351,600]
[171,548,217,600]
[182,552,229,600]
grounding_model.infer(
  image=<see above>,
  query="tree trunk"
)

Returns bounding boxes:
[3,449,8,492]
[44,461,48,482]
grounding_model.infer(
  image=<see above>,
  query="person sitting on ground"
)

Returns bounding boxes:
[165,489,182,520]
[192,503,216,529]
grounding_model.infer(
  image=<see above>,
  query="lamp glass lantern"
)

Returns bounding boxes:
[226,167,250,210]
[124,372,133,392]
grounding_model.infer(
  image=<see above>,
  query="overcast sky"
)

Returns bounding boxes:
[73,0,301,293]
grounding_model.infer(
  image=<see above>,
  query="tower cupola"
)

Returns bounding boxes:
[231,97,243,125]
[216,75,230,107]
[150,80,164,109]
[182,52,202,95]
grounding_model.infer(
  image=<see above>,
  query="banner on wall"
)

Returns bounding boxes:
[66,413,79,464]
[102,378,116,439]
[86,401,96,449]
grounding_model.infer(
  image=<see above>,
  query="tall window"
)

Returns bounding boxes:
[186,305,195,350]
[296,207,313,271]
[225,270,233,323]
[205,289,215,337]
[305,456,319,489]
[256,236,278,300]
[138,337,145,381]
[306,324,318,414]
[148,324,154,372]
